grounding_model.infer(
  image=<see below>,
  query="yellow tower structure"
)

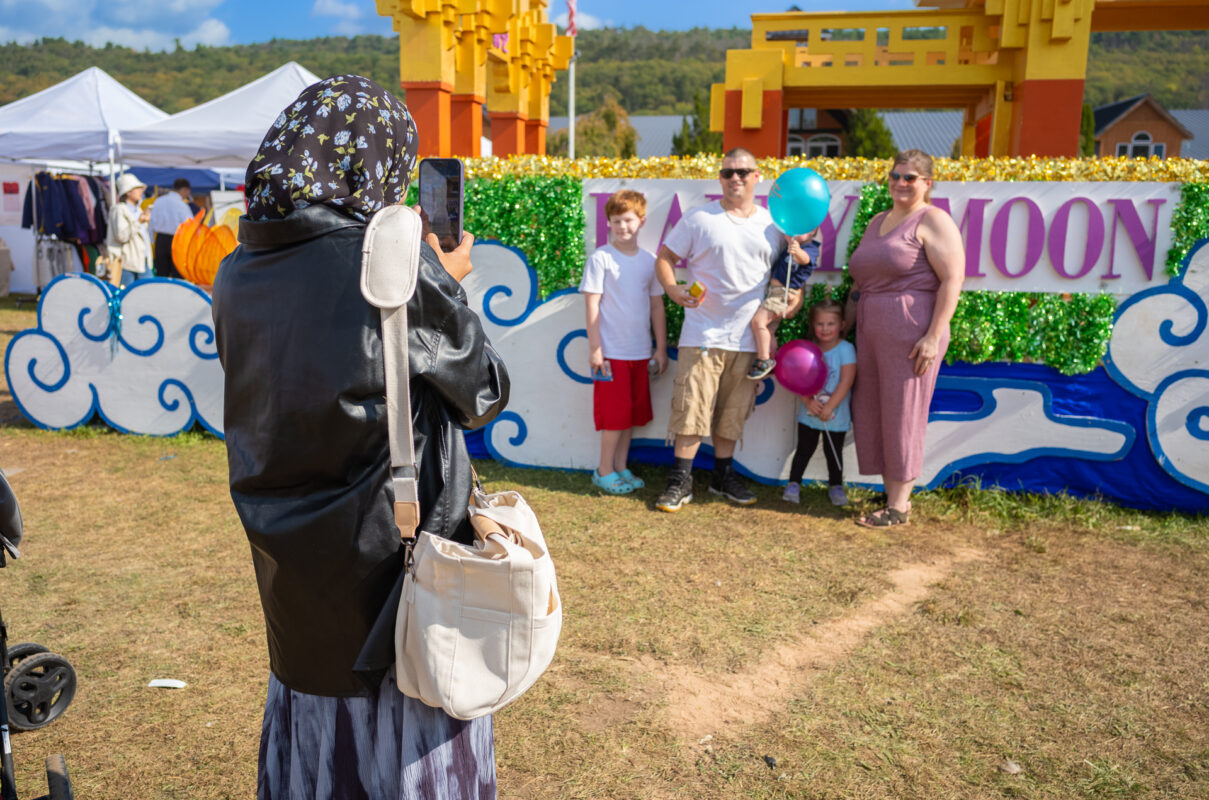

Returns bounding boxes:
[376,0,573,157]
[711,0,1209,158]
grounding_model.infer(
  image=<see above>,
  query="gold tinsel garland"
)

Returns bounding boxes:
[464,155,1209,183]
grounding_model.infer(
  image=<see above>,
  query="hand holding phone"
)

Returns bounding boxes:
[418,158,465,253]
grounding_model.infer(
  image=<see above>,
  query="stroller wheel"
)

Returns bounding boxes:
[5,642,50,672]
[4,652,76,731]
[45,754,74,800]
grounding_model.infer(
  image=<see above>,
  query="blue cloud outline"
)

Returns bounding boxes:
[4,273,223,438]
[1103,237,1209,493]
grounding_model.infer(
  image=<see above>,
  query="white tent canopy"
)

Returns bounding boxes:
[0,67,167,163]
[120,62,322,169]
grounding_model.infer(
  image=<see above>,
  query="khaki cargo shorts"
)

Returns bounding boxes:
[668,347,758,440]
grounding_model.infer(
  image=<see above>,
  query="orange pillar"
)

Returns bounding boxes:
[974,114,992,158]
[451,94,484,157]
[1010,79,1084,157]
[489,111,527,156]
[722,90,785,158]
[524,119,547,156]
[402,81,453,157]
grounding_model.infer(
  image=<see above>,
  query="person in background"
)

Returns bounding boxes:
[845,149,965,528]
[580,189,668,495]
[653,147,784,512]
[213,75,508,800]
[148,177,193,280]
[107,173,151,287]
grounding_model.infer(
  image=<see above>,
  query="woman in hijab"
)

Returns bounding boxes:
[212,75,509,799]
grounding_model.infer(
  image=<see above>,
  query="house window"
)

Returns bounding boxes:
[787,108,818,131]
[806,134,841,157]
[787,135,806,156]
[1120,131,1164,158]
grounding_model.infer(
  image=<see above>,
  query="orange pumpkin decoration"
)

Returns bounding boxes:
[172,210,237,287]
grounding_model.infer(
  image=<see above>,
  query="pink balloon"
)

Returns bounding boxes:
[773,340,827,397]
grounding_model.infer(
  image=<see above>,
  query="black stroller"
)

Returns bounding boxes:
[1,469,76,800]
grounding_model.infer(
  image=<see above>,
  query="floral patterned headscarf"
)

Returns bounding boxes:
[245,75,418,223]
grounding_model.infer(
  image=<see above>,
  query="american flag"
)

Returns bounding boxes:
[567,0,577,36]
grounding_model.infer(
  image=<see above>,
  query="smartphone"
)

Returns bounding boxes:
[418,157,465,253]
[591,367,613,382]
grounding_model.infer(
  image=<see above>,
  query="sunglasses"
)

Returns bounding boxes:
[888,171,923,183]
[719,168,756,180]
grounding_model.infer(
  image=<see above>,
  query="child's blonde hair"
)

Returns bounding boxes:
[605,189,647,220]
[807,297,844,339]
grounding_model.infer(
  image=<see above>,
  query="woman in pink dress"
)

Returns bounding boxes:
[845,150,965,527]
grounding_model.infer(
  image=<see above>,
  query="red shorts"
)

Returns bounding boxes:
[593,358,654,431]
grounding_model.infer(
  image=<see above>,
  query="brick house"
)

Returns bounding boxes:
[1093,94,1193,158]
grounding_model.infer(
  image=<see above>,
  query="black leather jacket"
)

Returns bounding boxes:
[212,204,509,696]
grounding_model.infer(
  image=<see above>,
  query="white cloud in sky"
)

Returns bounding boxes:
[550,10,611,31]
[312,0,393,36]
[0,0,230,49]
[312,0,362,20]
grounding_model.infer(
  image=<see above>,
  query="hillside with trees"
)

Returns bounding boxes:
[1,28,1205,117]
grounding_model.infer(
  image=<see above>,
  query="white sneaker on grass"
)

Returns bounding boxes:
[828,485,849,506]
[781,483,800,503]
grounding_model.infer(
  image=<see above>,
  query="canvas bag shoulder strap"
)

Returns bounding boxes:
[361,205,423,540]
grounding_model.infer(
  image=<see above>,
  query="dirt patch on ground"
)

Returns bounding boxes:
[648,546,985,740]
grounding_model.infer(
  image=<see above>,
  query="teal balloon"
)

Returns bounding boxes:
[768,168,831,236]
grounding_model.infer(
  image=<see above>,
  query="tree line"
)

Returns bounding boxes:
[1,28,1205,117]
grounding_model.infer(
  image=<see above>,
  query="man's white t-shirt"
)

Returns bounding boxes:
[662,200,782,351]
[578,244,663,360]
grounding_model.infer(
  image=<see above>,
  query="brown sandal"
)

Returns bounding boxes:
[856,506,910,528]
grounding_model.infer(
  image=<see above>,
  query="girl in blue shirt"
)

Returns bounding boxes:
[784,298,857,506]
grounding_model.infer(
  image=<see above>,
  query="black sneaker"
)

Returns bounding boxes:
[655,472,693,512]
[746,358,775,381]
[709,466,757,505]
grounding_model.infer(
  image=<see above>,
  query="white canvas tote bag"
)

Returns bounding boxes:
[361,205,562,721]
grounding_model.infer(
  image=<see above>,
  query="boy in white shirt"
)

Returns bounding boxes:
[580,190,668,494]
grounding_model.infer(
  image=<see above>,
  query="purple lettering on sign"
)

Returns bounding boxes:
[590,192,612,247]
[655,194,687,269]
[1047,197,1105,280]
[990,196,1044,279]
[817,194,859,272]
[1104,198,1166,281]
[933,196,992,278]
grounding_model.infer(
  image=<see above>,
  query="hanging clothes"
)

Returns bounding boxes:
[20,170,112,291]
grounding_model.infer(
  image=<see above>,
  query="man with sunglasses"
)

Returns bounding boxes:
[652,148,785,512]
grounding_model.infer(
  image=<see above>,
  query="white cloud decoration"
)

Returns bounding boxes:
[462,242,1134,488]
[1106,239,1209,494]
[5,274,223,436]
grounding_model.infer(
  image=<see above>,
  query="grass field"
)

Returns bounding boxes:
[2,297,1208,799]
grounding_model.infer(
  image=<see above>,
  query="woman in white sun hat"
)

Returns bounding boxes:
[106,173,152,287]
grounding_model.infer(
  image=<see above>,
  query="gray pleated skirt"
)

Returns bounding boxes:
[258,670,496,800]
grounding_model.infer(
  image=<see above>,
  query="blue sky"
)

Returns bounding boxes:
[1,0,919,50]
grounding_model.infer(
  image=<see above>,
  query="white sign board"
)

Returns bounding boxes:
[583,179,1179,297]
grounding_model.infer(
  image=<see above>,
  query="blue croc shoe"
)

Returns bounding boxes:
[592,470,635,495]
[617,469,645,490]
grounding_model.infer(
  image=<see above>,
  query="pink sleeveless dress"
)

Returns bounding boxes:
[847,206,948,483]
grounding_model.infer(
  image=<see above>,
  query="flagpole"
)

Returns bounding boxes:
[568,55,576,160]
[567,0,577,160]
